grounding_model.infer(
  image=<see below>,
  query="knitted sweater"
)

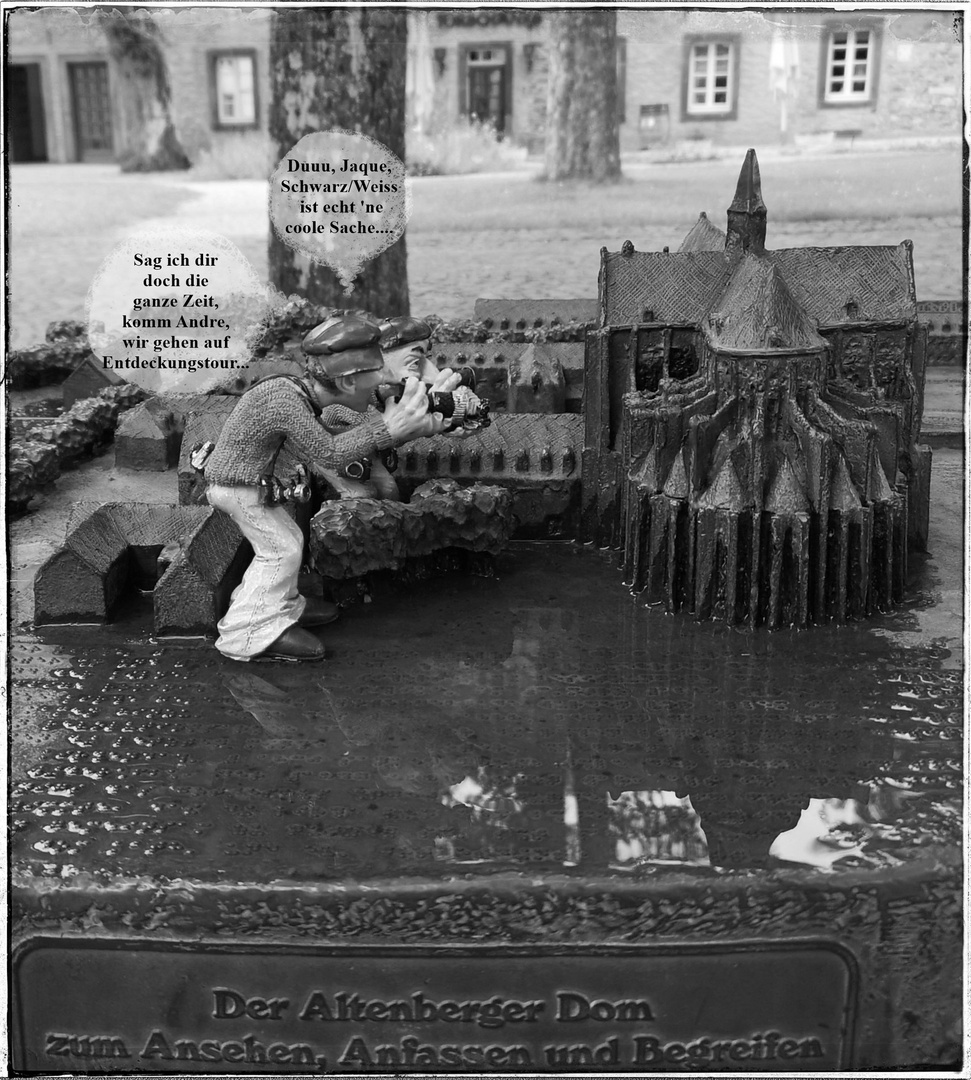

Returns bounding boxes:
[205,378,393,486]
[318,402,369,437]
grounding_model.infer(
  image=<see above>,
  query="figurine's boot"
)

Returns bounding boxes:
[256,625,326,662]
[299,597,339,628]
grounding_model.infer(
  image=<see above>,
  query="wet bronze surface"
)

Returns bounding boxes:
[11,544,962,885]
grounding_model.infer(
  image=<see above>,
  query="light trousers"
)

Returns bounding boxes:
[207,483,308,661]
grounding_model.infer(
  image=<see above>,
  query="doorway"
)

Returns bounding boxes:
[8,64,48,162]
[68,61,113,162]
[463,44,509,137]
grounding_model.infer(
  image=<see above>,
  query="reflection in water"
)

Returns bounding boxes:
[437,768,526,866]
[769,782,946,870]
[563,756,580,868]
[609,791,709,869]
[11,548,963,882]
[224,672,334,740]
[444,769,524,821]
[770,798,869,869]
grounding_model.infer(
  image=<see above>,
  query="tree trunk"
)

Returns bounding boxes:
[101,11,190,173]
[544,11,621,183]
[268,8,409,315]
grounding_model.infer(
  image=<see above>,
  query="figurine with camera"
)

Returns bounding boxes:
[200,313,448,663]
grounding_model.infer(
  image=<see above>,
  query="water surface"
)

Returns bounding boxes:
[11,545,962,884]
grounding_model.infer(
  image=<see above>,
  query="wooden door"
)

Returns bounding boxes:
[467,65,506,135]
[69,61,113,162]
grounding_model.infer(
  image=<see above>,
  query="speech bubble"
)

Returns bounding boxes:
[86,227,272,394]
[269,129,411,293]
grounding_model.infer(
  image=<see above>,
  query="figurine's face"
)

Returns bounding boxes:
[382,340,438,385]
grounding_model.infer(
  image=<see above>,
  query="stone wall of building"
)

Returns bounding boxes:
[158,8,272,164]
[615,9,962,152]
[9,7,961,166]
[423,10,548,147]
[6,6,273,167]
[787,12,962,141]
[845,37,961,135]
[616,10,776,151]
[7,7,111,163]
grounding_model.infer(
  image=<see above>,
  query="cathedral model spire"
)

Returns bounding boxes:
[591,150,930,628]
[726,148,767,253]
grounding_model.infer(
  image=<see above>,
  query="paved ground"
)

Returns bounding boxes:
[921,367,966,448]
[8,442,964,908]
[8,146,965,346]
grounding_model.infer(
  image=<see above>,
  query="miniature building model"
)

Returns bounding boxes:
[583,150,931,628]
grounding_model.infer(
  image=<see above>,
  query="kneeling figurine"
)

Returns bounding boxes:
[202,313,446,662]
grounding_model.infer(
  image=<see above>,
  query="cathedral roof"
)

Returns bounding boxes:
[705,254,828,352]
[600,242,916,328]
[601,249,733,324]
[769,244,917,325]
[678,212,726,253]
[600,150,917,330]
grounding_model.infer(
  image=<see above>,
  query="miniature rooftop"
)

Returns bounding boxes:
[601,150,918,330]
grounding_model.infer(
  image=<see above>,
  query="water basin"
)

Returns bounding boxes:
[11,544,961,882]
[9,544,963,1071]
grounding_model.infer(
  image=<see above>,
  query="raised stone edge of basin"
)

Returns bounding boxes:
[11,855,961,1067]
[10,847,960,932]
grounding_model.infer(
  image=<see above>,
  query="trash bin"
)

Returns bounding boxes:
[639,104,670,149]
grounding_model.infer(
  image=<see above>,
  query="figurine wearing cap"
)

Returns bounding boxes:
[379,316,442,384]
[204,313,447,662]
[317,316,480,501]
[378,316,485,431]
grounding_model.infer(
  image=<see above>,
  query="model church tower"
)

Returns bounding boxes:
[583,150,930,628]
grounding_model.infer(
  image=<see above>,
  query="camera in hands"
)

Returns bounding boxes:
[391,367,491,431]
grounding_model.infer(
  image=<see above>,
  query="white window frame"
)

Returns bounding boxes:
[823,28,873,103]
[212,52,257,128]
[686,40,735,116]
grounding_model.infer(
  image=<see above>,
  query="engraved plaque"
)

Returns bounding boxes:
[14,938,856,1073]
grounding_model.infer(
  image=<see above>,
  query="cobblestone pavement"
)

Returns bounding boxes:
[921,368,966,447]
[8,150,965,347]
[8,167,197,349]
[406,216,964,324]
